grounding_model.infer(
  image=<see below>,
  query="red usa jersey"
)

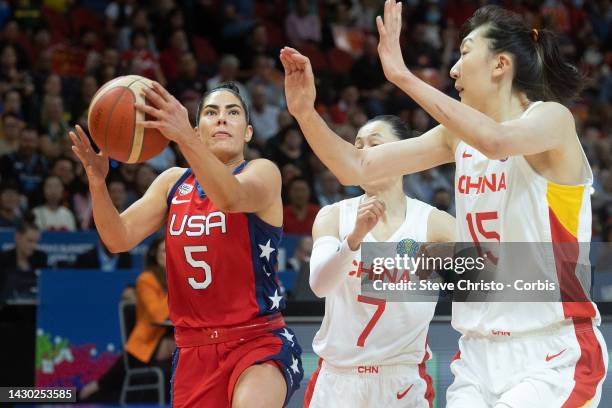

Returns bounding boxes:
[165,162,285,328]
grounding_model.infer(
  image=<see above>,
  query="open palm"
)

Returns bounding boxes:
[376,0,409,83]
[280,47,316,119]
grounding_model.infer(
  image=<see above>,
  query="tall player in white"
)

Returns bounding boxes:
[304,115,455,408]
[281,1,607,407]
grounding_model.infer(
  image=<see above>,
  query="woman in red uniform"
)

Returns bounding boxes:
[70,82,303,408]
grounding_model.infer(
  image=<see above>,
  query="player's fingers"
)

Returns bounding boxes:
[291,53,309,65]
[372,201,385,215]
[395,2,402,34]
[370,205,384,219]
[137,120,161,129]
[69,131,82,148]
[376,15,386,38]
[141,86,167,108]
[279,53,294,75]
[134,103,162,118]
[286,54,300,74]
[151,81,172,102]
[71,145,89,166]
[283,47,300,55]
[74,125,94,149]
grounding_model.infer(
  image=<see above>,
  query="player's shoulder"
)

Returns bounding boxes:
[526,101,574,123]
[159,166,189,182]
[243,158,281,174]
[317,201,344,218]
[313,203,341,239]
[157,167,190,198]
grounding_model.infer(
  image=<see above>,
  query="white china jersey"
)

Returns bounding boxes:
[312,195,436,366]
[451,101,600,336]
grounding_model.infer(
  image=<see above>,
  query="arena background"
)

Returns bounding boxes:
[0,0,610,407]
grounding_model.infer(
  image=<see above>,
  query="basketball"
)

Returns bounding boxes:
[87,75,169,163]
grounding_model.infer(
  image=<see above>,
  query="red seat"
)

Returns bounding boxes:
[298,43,328,73]
[327,47,354,74]
[263,20,287,48]
[70,6,103,36]
[192,35,218,66]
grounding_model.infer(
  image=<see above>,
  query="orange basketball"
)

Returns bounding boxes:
[87,75,169,163]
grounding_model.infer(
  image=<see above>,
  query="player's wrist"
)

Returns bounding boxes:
[346,232,364,251]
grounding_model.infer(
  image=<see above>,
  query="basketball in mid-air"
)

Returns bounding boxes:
[87,75,168,163]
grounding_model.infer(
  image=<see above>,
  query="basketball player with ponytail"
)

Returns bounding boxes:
[304,115,455,408]
[70,82,303,407]
[282,1,606,406]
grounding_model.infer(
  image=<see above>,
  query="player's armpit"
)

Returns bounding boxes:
[112,167,184,252]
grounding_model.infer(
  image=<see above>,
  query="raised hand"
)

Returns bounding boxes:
[376,0,410,83]
[280,47,316,120]
[134,81,195,144]
[347,196,386,250]
[70,125,109,188]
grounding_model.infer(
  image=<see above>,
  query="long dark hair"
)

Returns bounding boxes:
[145,236,166,291]
[462,5,584,105]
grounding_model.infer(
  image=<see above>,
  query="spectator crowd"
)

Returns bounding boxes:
[0,0,610,299]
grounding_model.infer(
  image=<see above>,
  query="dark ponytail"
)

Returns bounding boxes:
[462,5,584,105]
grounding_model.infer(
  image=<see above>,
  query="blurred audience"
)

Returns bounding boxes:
[283,177,320,235]
[0,221,47,302]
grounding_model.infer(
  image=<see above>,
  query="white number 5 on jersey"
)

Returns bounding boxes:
[184,246,212,289]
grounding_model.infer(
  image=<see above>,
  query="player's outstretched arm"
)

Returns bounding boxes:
[309,204,349,298]
[310,197,385,297]
[376,0,572,159]
[71,125,179,252]
[280,47,454,186]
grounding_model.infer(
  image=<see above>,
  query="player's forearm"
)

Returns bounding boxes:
[178,137,242,211]
[309,236,359,297]
[294,110,365,185]
[89,184,130,252]
[391,72,505,157]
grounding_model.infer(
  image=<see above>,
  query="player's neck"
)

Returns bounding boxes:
[480,89,528,122]
[223,156,245,170]
[364,181,406,219]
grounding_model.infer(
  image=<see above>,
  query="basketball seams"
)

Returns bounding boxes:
[102,77,143,162]
[127,79,150,163]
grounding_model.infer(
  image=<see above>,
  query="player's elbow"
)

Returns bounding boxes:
[336,166,365,186]
[104,237,131,254]
[478,137,508,160]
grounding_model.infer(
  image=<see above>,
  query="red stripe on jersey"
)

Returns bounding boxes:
[548,207,595,319]
[418,350,435,408]
[304,358,323,408]
[561,318,606,407]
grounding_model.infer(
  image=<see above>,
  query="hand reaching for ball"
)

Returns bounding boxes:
[69,125,109,188]
[134,81,196,145]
